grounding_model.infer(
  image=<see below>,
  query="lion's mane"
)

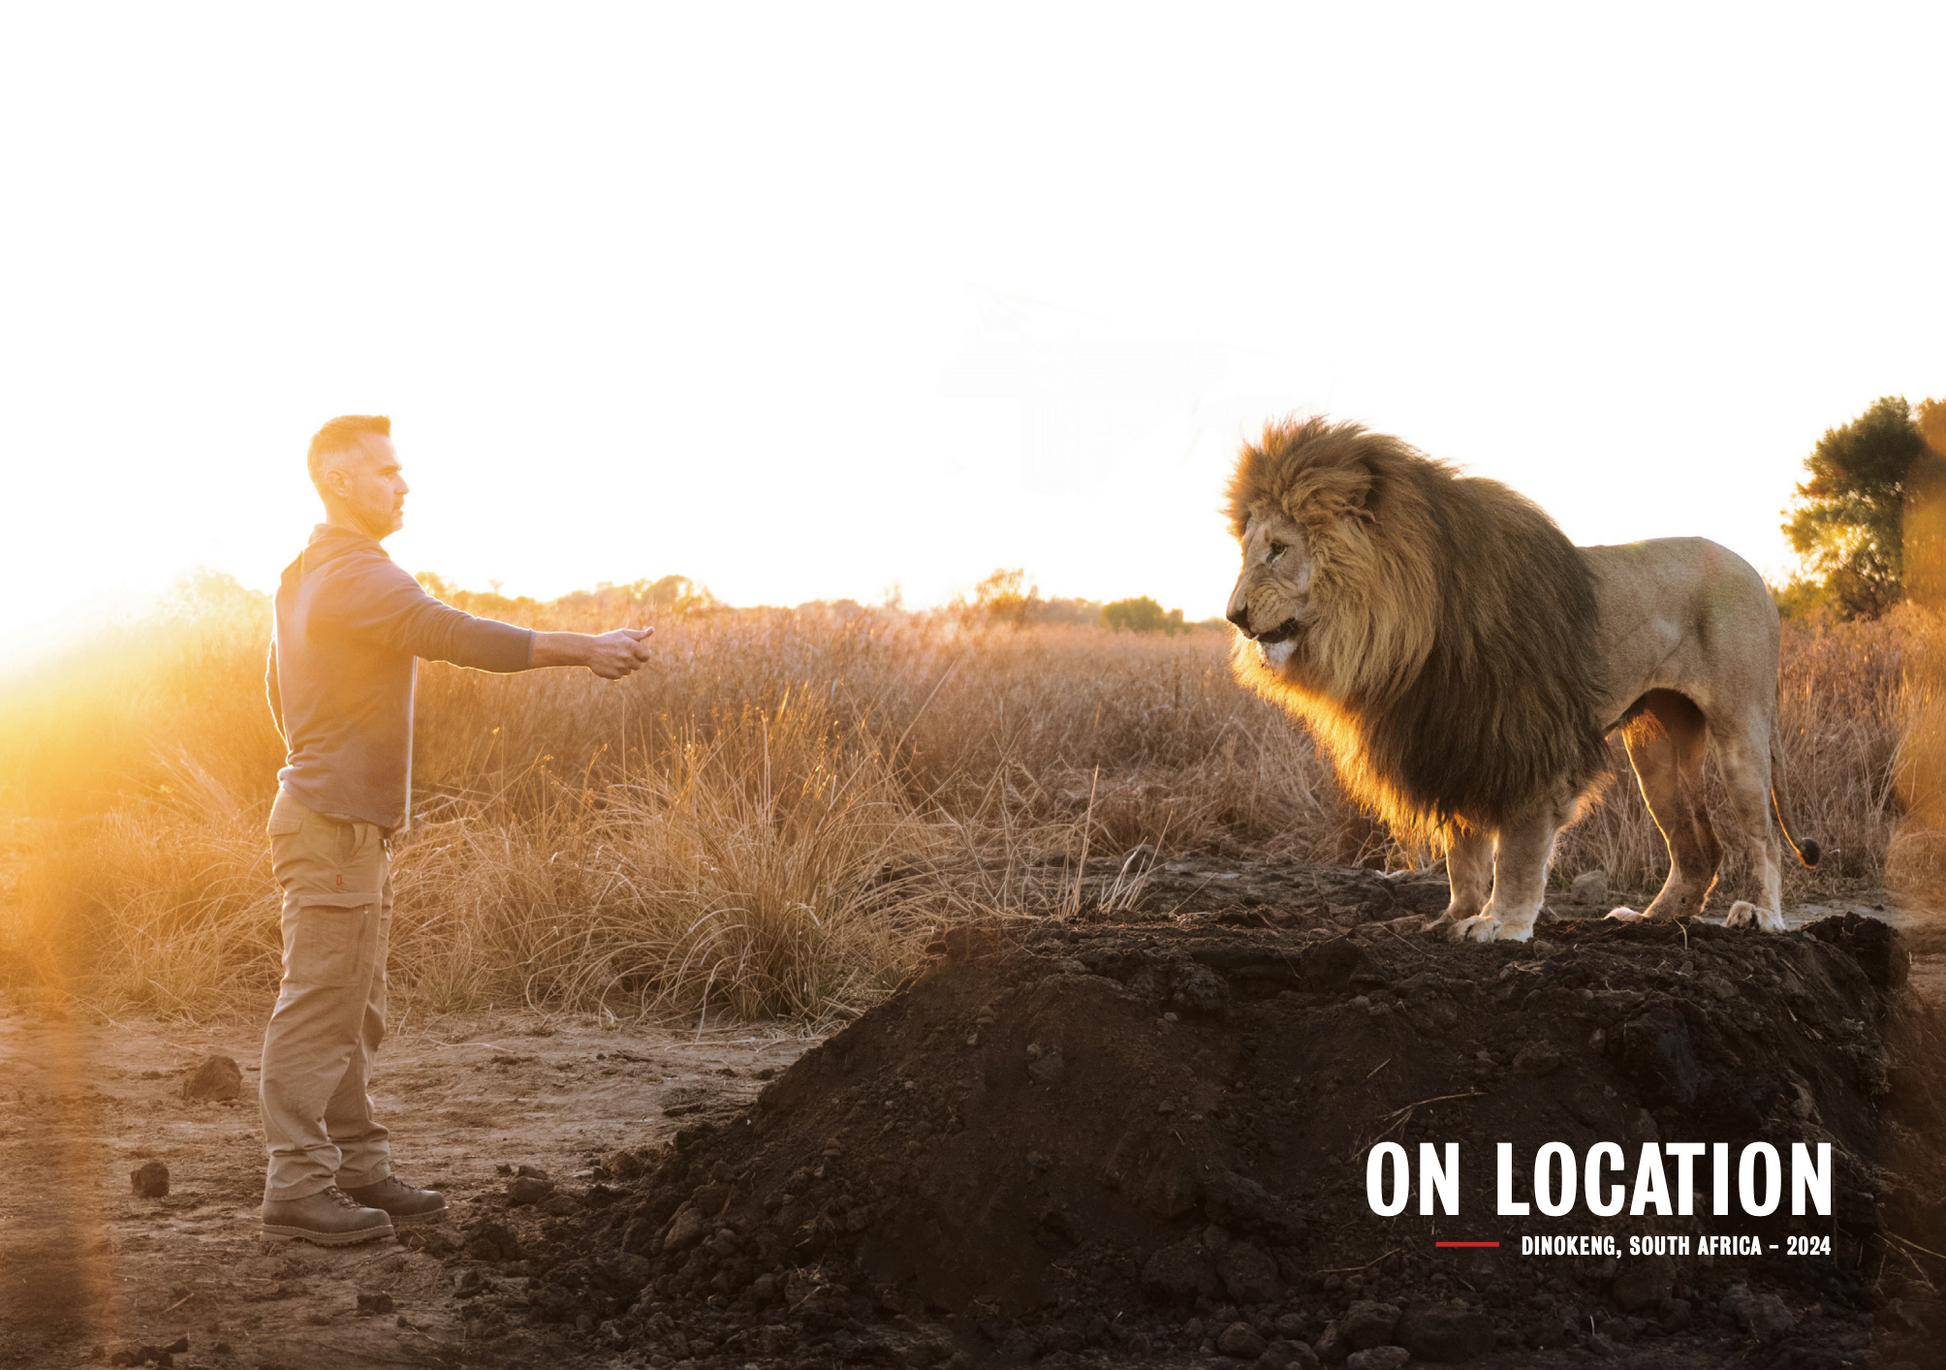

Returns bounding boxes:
[1227,417,1609,838]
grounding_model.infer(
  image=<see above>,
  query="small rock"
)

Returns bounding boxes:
[1723,1288,1796,1340]
[1340,1301,1401,1350]
[453,1268,484,1298]
[1345,1349,1409,1370]
[1217,1241,1281,1304]
[1513,1041,1562,1077]
[130,1161,170,1198]
[506,1174,553,1205]
[604,1149,644,1181]
[181,1055,243,1103]
[1395,1301,1493,1361]
[1218,1321,1267,1359]
[1569,869,1607,904]
[1140,1235,1220,1304]
[1312,1319,1348,1362]
[1259,1340,1321,1370]
[539,1194,581,1217]
[514,1163,549,1180]
[1027,1048,1067,1085]
[664,1203,711,1251]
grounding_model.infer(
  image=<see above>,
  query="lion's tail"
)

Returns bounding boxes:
[1770,711,1821,869]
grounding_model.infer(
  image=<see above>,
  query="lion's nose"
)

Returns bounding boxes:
[1226,604,1252,634]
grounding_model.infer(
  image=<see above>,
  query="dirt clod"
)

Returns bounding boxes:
[1394,1302,1493,1362]
[1217,1319,1267,1357]
[1345,1349,1410,1370]
[129,1160,169,1198]
[506,1174,553,1205]
[1340,1299,1401,1349]
[180,1055,242,1103]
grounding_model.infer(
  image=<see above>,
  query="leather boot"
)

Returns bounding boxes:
[261,1185,395,1246]
[341,1174,449,1226]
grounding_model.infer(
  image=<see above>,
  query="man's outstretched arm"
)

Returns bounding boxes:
[532,627,656,679]
[319,557,654,679]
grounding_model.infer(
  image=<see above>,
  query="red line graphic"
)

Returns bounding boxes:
[1435,1241,1500,1247]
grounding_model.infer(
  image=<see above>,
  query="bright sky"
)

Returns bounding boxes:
[4,5,1944,667]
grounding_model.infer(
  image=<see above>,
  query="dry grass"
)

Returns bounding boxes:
[0,577,1922,1024]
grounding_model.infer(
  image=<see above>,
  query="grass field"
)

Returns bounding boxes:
[0,574,1924,1024]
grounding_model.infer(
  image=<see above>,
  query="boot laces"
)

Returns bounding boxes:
[321,1184,369,1210]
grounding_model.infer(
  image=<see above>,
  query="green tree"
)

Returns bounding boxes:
[1100,596,1187,635]
[1782,396,1930,619]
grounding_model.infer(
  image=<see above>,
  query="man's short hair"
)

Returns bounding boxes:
[307,415,392,488]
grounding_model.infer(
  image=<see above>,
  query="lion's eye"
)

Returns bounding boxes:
[1267,543,1287,563]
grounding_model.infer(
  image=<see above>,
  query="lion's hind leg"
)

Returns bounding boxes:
[1424,826,1492,936]
[1716,712,1790,934]
[1607,691,1720,926]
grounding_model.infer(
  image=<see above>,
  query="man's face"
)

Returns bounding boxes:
[324,434,409,539]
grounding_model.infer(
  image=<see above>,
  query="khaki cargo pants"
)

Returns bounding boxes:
[259,789,394,1202]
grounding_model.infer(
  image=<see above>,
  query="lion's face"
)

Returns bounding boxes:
[1227,508,1315,651]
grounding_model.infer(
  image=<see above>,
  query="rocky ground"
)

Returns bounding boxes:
[6,857,1946,1370]
[0,1005,812,1368]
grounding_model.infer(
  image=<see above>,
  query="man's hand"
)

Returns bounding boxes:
[533,626,655,678]
[586,626,655,679]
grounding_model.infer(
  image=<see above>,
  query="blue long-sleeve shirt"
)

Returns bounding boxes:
[266,523,534,830]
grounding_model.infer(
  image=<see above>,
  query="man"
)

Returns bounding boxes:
[260,414,655,1246]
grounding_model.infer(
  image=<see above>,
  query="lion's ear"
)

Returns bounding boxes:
[1344,462,1380,520]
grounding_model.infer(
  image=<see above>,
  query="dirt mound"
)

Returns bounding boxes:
[435,884,1946,1368]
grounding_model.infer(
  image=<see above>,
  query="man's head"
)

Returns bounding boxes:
[308,415,407,539]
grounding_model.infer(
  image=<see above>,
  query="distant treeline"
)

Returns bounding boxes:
[413,567,1219,635]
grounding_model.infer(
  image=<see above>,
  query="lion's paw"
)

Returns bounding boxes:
[1604,906,1647,923]
[1725,900,1788,934]
[1451,914,1532,943]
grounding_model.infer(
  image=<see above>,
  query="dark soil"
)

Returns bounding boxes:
[428,863,1946,1369]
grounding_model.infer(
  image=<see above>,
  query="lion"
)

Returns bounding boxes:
[1224,416,1819,942]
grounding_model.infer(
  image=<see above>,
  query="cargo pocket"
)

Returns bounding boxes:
[288,891,376,987]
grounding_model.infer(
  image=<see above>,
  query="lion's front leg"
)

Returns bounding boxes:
[1424,826,1493,936]
[1448,807,1562,944]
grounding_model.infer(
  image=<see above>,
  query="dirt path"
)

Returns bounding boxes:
[0,1003,818,1369]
